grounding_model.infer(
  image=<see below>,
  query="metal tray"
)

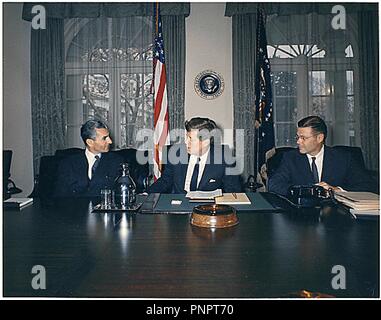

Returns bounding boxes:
[92,202,142,212]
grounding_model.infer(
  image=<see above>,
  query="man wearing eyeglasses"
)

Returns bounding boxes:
[268,115,372,196]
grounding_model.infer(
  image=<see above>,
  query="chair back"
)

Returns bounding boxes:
[55,148,83,160]
[3,150,13,199]
[266,147,295,178]
[29,155,59,199]
[332,145,366,170]
[3,150,12,181]
[333,145,379,194]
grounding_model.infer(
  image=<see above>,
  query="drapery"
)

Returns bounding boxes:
[23,3,190,20]
[30,18,66,175]
[232,14,258,180]
[358,10,379,170]
[225,3,376,16]
[23,2,189,175]
[228,3,379,176]
[162,15,186,135]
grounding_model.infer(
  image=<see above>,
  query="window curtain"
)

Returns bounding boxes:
[30,18,66,175]
[23,2,189,176]
[162,15,186,134]
[231,14,258,180]
[226,3,379,178]
[358,10,379,171]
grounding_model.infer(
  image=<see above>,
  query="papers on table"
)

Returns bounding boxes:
[186,189,222,201]
[335,192,379,217]
[4,197,33,209]
[215,193,251,205]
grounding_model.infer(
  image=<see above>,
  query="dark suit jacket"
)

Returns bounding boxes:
[268,146,373,196]
[55,151,123,197]
[149,144,241,194]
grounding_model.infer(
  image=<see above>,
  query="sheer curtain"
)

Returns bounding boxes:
[227,3,378,177]
[65,16,154,149]
[265,12,359,148]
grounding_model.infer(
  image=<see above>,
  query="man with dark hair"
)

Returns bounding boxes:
[268,115,372,196]
[149,117,241,193]
[55,119,123,197]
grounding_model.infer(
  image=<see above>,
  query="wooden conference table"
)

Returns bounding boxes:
[3,193,379,298]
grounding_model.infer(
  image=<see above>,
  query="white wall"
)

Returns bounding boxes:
[185,2,234,146]
[3,3,34,197]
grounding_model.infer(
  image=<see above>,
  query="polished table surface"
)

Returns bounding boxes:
[3,195,379,298]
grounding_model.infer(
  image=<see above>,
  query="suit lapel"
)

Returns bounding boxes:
[321,146,333,182]
[77,152,90,184]
[299,153,314,183]
[90,153,109,184]
[198,145,214,189]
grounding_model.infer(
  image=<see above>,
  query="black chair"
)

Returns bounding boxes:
[3,150,22,199]
[333,145,379,194]
[29,149,84,199]
[266,147,295,179]
[29,155,60,199]
[55,148,84,160]
[112,148,150,193]
[332,146,366,169]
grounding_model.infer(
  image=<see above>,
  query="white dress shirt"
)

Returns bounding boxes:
[85,148,101,180]
[184,148,210,192]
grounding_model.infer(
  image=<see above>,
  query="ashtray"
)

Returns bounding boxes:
[190,204,239,228]
[92,202,142,212]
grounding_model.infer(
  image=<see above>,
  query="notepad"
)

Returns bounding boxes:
[215,193,251,205]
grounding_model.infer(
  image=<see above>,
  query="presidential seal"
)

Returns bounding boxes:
[194,70,224,100]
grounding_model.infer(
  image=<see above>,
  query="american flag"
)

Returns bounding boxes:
[254,8,275,185]
[153,4,169,180]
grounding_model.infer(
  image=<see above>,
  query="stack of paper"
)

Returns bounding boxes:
[186,189,222,202]
[215,193,251,205]
[4,197,34,209]
[335,192,379,216]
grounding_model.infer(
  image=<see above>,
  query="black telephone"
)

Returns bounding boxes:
[287,185,330,208]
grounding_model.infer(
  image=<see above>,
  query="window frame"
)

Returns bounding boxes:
[270,55,360,147]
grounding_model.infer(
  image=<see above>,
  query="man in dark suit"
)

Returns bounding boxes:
[149,117,241,194]
[268,116,372,196]
[55,120,123,197]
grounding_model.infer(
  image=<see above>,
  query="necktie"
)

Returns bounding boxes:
[190,158,200,191]
[91,155,100,179]
[311,156,319,183]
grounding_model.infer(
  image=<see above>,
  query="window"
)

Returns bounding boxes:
[65,17,154,149]
[267,14,359,147]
